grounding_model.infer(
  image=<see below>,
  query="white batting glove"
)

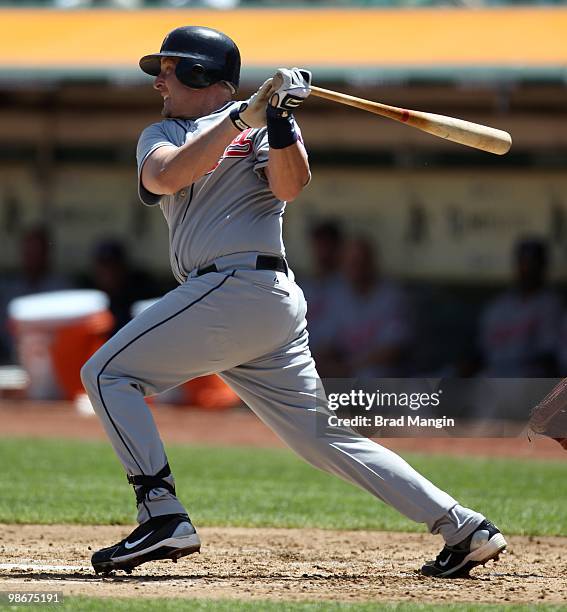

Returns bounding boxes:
[230,79,274,130]
[269,68,312,117]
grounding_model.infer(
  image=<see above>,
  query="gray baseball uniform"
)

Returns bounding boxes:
[81,101,484,545]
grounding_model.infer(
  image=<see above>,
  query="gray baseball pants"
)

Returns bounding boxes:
[81,254,484,545]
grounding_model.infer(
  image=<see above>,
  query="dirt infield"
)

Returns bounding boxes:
[0,524,565,604]
[1,402,565,604]
[1,400,566,460]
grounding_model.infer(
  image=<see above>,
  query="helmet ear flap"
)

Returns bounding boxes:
[175,59,212,89]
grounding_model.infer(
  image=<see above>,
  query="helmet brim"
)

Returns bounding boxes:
[139,53,185,76]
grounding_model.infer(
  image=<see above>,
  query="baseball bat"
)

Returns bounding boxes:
[310,85,512,155]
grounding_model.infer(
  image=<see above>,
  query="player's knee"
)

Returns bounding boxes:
[80,352,102,395]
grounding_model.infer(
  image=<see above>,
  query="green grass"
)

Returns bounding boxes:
[0,438,564,536]
[11,599,567,612]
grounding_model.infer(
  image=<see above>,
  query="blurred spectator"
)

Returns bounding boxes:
[479,238,562,377]
[302,220,345,354]
[83,239,158,336]
[317,236,415,377]
[0,225,70,362]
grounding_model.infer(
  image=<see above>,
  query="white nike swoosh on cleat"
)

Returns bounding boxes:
[124,531,154,550]
[438,554,452,567]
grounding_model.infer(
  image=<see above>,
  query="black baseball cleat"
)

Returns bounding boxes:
[421,520,507,578]
[92,513,200,575]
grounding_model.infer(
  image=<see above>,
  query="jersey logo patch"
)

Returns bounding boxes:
[224,129,254,157]
[208,129,254,173]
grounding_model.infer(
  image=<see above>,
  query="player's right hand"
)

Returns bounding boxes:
[231,79,274,130]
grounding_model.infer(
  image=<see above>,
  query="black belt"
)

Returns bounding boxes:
[196,255,288,277]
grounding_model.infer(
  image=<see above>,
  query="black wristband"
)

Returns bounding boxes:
[229,104,251,132]
[266,105,298,149]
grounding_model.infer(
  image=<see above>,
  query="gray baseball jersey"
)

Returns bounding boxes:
[137,101,290,282]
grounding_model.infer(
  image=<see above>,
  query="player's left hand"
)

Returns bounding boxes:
[269,68,312,117]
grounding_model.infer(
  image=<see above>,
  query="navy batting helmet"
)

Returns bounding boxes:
[139,26,241,91]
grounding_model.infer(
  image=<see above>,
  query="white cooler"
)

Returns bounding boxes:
[8,290,114,400]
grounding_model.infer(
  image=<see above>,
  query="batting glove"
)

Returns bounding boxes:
[230,79,274,131]
[269,68,312,117]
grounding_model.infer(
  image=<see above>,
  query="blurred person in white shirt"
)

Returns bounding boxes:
[479,238,562,377]
[318,236,414,378]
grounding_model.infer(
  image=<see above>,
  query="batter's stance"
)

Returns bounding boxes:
[81,26,507,578]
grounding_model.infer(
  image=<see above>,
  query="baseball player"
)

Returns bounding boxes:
[326,236,415,378]
[480,239,562,377]
[80,25,506,578]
